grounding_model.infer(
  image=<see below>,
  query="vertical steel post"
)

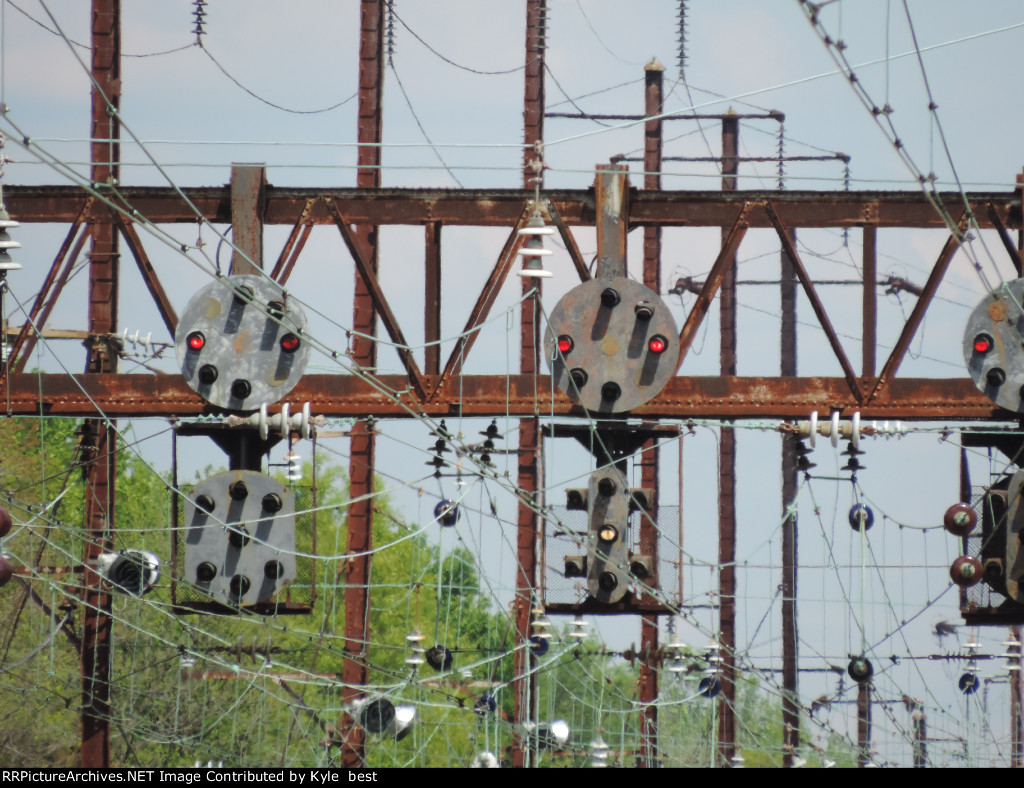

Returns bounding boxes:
[857,681,872,767]
[424,222,442,376]
[228,165,266,276]
[81,0,120,768]
[911,702,927,768]
[862,227,877,377]
[716,110,738,767]
[780,219,799,766]
[513,0,545,768]
[341,0,384,768]
[638,58,664,769]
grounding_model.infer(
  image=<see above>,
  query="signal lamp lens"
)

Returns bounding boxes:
[648,335,668,354]
[987,367,1006,387]
[187,332,205,351]
[196,562,217,583]
[598,524,618,543]
[973,333,994,354]
[197,364,218,385]
[231,379,252,400]
[280,333,301,353]
[556,335,573,355]
[229,574,251,599]
[598,572,618,592]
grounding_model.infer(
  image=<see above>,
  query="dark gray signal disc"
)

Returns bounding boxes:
[963,279,1024,413]
[544,276,679,413]
[176,275,311,411]
[183,470,297,607]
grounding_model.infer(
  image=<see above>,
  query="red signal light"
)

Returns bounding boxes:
[187,332,205,351]
[648,335,668,354]
[280,333,301,353]
[557,335,573,354]
[973,333,994,354]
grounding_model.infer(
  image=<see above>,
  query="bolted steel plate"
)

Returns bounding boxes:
[176,274,311,412]
[963,279,1024,413]
[183,470,297,607]
[544,277,679,413]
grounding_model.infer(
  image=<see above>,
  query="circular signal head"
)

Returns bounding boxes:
[963,281,1024,413]
[648,335,668,354]
[598,524,618,543]
[176,274,311,412]
[280,333,301,353]
[556,335,573,355]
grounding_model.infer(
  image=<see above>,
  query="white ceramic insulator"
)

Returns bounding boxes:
[809,411,817,449]
[258,404,269,441]
[851,412,861,451]
[830,412,840,448]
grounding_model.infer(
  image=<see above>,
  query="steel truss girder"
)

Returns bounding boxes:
[0,372,1000,420]
[7,186,1019,229]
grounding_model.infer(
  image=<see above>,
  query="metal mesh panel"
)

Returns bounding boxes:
[172,483,316,613]
[542,504,683,608]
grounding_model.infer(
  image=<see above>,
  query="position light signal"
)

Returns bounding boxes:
[973,333,993,354]
[187,331,205,351]
[280,333,301,353]
[648,335,668,354]
[586,469,630,604]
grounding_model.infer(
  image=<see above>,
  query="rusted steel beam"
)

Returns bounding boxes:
[716,112,738,768]
[546,199,590,281]
[868,217,965,402]
[595,164,629,278]
[424,221,442,375]
[766,201,862,402]
[81,0,121,768]
[675,203,751,372]
[8,185,1019,230]
[0,373,1000,420]
[277,224,312,286]
[9,221,90,373]
[432,203,531,397]
[862,227,877,377]
[270,198,315,282]
[328,200,428,400]
[638,58,664,770]
[115,216,178,336]
[857,681,872,768]
[229,165,266,275]
[515,0,545,768]
[341,0,385,770]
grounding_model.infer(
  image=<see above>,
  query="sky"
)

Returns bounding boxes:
[3,0,1024,767]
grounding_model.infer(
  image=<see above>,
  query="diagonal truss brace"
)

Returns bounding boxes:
[546,199,590,282]
[114,215,178,337]
[10,216,93,373]
[271,197,317,284]
[675,202,751,373]
[867,213,966,402]
[766,200,863,403]
[430,203,533,399]
[327,198,428,401]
